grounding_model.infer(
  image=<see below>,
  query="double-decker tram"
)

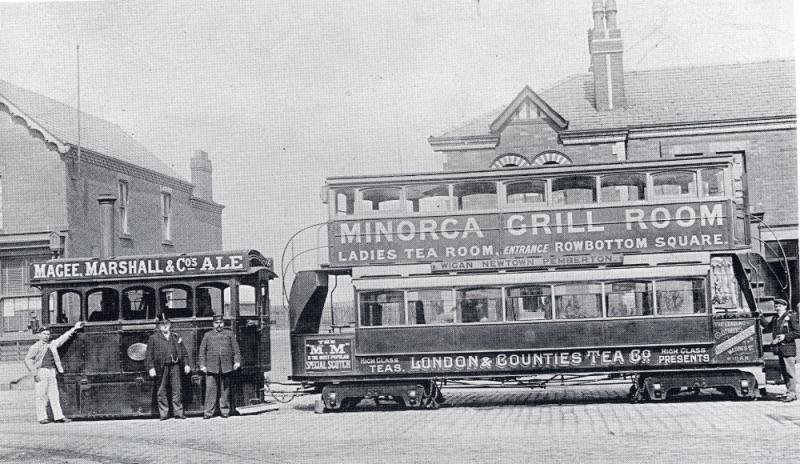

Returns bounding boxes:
[29,250,275,419]
[288,155,788,411]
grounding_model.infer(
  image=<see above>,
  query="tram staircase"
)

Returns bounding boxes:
[735,250,789,315]
[288,271,330,334]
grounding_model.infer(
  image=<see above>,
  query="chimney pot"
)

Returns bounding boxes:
[605,0,618,30]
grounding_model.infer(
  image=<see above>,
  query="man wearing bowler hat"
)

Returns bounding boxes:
[145,314,191,419]
[198,315,241,418]
[760,298,800,402]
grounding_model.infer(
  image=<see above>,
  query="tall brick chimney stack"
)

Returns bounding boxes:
[588,0,625,111]
[190,150,213,201]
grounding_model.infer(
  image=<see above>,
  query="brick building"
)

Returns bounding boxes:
[428,0,797,303]
[0,80,223,336]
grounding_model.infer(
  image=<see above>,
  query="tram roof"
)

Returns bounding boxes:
[30,249,277,285]
[325,154,735,187]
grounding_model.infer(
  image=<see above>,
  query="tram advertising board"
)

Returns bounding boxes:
[30,252,271,283]
[329,200,733,267]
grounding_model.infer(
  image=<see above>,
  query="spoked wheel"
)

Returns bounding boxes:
[628,377,648,403]
[419,380,443,409]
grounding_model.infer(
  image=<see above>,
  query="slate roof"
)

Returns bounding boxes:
[0,79,181,180]
[435,60,796,139]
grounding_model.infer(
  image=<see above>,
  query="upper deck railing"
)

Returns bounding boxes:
[321,156,749,269]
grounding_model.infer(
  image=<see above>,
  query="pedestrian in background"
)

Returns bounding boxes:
[24,321,84,424]
[145,314,191,419]
[760,298,799,402]
[198,315,241,418]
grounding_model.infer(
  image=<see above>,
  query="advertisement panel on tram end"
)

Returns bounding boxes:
[29,250,276,419]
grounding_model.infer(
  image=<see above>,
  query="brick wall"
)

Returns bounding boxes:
[443,122,616,171]
[0,116,68,233]
[64,158,222,258]
[442,121,796,230]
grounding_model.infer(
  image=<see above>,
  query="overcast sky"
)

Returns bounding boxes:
[0,0,794,302]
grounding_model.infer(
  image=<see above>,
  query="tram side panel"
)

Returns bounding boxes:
[291,315,760,382]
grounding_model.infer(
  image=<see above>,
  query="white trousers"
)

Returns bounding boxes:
[35,367,65,421]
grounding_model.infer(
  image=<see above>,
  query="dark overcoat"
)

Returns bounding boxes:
[198,329,241,374]
[761,311,800,357]
[144,330,189,375]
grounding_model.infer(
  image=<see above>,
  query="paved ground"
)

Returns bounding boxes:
[1,329,799,463]
[2,383,800,463]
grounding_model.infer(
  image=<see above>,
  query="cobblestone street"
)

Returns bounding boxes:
[1,382,799,464]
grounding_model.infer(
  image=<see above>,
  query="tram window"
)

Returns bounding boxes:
[551,176,596,205]
[406,289,456,325]
[196,285,224,317]
[553,284,602,319]
[505,180,546,205]
[652,171,697,198]
[600,173,646,202]
[335,188,356,217]
[359,291,404,326]
[359,188,403,214]
[239,285,256,316]
[453,182,498,211]
[160,286,193,319]
[121,287,156,320]
[700,168,725,197]
[655,279,706,315]
[87,289,119,322]
[456,288,502,323]
[606,282,653,317]
[52,291,81,324]
[406,184,451,214]
[505,286,552,321]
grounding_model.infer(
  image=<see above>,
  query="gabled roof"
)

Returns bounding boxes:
[489,85,568,133]
[433,60,796,140]
[0,79,181,180]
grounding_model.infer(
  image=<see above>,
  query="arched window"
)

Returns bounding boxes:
[490,154,529,169]
[531,151,571,166]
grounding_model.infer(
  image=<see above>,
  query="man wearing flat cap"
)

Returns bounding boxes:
[145,314,190,419]
[199,315,241,418]
[760,298,800,402]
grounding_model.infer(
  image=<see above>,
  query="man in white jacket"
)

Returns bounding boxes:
[23,321,84,424]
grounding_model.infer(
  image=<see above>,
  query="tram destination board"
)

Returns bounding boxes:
[329,201,733,267]
[30,251,273,282]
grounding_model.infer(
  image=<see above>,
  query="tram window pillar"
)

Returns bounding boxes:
[40,291,50,326]
[230,279,240,317]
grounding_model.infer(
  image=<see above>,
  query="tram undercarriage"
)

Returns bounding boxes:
[272,365,763,413]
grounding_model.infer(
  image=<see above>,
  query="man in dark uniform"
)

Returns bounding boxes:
[760,298,800,402]
[198,315,241,418]
[145,314,191,419]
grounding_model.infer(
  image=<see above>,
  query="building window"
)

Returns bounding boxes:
[161,192,172,241]
[118,180,129,234]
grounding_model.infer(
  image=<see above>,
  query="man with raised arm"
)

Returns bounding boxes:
[24,321,84,424]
